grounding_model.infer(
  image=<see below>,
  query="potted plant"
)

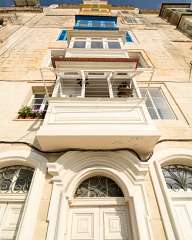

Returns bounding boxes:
[18,106,45,119]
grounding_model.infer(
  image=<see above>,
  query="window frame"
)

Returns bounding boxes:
[69,37,123,49]
[0,166,34,195]
[28,93,48,112]
[140,86,176,120]
[57,29,67,41]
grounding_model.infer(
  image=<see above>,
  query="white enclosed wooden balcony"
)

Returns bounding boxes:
[37,68,160,154]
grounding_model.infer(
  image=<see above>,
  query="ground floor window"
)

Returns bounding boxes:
[0,166,34,239]
[162,164,192,240]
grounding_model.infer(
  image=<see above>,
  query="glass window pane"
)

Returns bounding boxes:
[0,168,15,192]
[73,41,86,48]
[32,104,41,111]
[79,20,88,27]
[14,168,34,192]
[75,176,123,198]
[149,88,175,119]
[34,94,45,98]
[91,41,103,49]
[33,98,44,104]
[141,87,175,120]
[108,41,121,49]
[105,22,113,27]
[92,21,101,27]
[147,107,159,119]
[140,88,159,119]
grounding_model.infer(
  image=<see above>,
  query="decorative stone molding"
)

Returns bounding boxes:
[47,150,152,240]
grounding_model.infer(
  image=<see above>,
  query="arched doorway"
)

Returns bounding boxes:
[68,176,132,240]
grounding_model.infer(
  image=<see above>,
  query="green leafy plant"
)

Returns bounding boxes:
[18,106,45,119]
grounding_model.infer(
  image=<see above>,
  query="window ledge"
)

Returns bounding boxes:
[13,118,43,121]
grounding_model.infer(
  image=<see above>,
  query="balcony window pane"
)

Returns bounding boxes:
[111,79,134,98]
[78,20,88,27]
[92,21,101,27]
[85,78,109,98]
[73,41,86,48]
[108,41,121,49]
[105,22,114,27]
[60,79,82,97]
[91,41,103,49]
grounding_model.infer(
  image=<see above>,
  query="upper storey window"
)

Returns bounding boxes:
[140,87,176,120]
[74,15,118,30]
[108,40,121,49]
[57,30,67,41]
[69,37,122,49]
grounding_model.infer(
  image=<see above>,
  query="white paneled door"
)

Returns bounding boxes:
[0,202,24,240]
[69,206,131,240]
[173,201,192,240]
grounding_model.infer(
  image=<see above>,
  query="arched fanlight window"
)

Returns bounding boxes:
[75,176,124,198]
[0,166,34,193]
[162,165,192,191]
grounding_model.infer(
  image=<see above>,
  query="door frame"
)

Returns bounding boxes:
[46,151,152,240]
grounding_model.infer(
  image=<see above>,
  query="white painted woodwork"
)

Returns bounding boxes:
[37,98,159,152]
[68,206,131,240]
[0,202,24,240]
[173,200,192,240]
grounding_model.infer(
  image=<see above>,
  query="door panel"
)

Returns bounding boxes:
[101,207,130,240]
[70,208,99,240]
[173,202,192,240]
[69,206,131,240]
[0,202,24,240]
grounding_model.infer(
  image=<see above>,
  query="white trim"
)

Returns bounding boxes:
[69,37,123,49]
[0,150,47,240]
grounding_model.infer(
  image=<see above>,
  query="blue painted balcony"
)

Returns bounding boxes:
[74,15,119,30]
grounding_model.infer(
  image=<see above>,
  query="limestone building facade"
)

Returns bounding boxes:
[0,1,192,240]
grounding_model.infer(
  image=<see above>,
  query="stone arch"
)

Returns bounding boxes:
[54,150,148,199]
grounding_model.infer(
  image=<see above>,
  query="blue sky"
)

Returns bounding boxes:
[0,0,190,9]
